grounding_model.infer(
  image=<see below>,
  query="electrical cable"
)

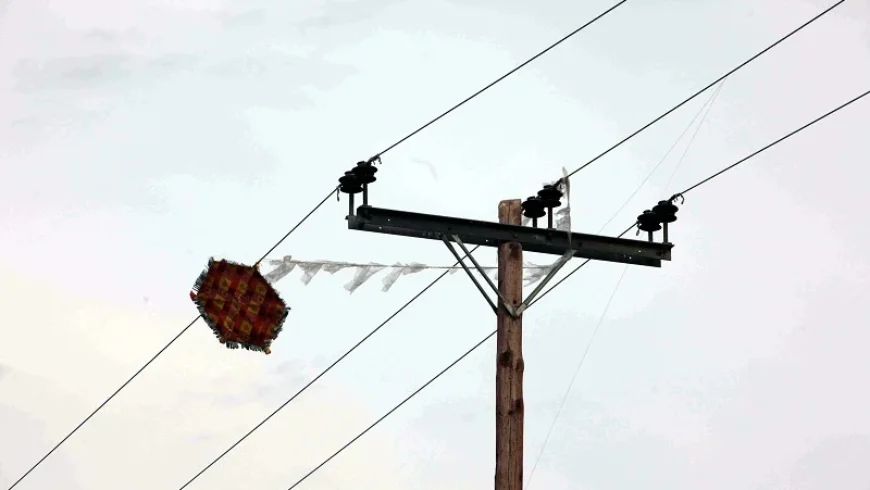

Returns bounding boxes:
[255,187,339,266]
[596,79,725,234]
[661,81,726,194]
[524,81,726,489]
[5,317,200,490]
[278,87,870,489]
[562,0,847,181]
[525,265,628,490]
[677,89,870,196]
[533,86,870,307]
[373,0,630,158]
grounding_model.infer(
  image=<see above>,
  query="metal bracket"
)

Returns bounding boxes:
[442,235,518,317]
[442,235,574,318]
[514,249,574,316]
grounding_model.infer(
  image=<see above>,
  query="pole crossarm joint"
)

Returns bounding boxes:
[442,235,573,317]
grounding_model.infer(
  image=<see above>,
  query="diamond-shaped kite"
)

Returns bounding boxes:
[189,258,290,354]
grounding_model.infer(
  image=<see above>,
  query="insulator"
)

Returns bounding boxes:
[636,209,662,232]
[352,160,378,185]
[521,196,546,219]
[537,184,563,209]
[652,200,678,223]
[338,171,363,194]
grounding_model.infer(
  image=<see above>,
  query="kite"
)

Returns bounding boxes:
[189,258,290,354]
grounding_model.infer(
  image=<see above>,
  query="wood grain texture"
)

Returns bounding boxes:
[495,199,524,490]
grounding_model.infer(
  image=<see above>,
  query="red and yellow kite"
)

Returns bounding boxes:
[189,258,289,354]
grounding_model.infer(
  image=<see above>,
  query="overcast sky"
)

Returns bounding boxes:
[2,0,870,489]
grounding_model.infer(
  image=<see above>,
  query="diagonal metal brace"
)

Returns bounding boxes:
[514,249,575,316]
[442,236,518,317]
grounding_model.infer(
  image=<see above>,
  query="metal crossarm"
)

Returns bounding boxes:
[348,206,670,267]
[442,238,500,315]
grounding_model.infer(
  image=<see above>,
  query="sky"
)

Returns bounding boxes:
[1,0,870,488]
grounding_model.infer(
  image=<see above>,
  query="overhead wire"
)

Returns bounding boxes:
[4,316,200,490]
[562,0,847,181]
[279,87,870,489]
[373,0,630,157]
[532,87,870,307]
[161,7,855,486]
[7,3,633,488]
[596,79,726,234]
[525,79,725,489]
[677,90,870,196]
[525,265,628,490]
[661,82,725,194]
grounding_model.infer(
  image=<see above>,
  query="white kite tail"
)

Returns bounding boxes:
[555,166,572,239]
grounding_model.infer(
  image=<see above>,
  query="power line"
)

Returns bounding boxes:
[278,87,870,489]
[662,80,726,194]
[255,187,339,266]
[534,87,870,307]
[374,0,630,158]
[525,265,629,490]
[286,329,497,490]
[5,317,200,490]
[563,0,847,181]
[524,81,726,489]
[597,79,725,234]
[7,4,632,487]
[678,88,870,196]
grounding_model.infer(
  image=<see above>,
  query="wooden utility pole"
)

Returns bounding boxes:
[495,199,524,490]
[343,168,676,490]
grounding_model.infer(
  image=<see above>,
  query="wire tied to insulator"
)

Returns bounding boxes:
[337,156,382,214]
[635,194,682,243]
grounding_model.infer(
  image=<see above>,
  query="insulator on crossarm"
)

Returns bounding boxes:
[338,171,363,194]
[352,160,378,185]
[351,160,378,206]
[338,171,363,217]
[636,209,661,242]
[652,199,679,243]
[537,184,563,228]
[521,196,546,228]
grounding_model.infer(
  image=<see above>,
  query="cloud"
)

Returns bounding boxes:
[786,435,870,489]
[210,0,410,31]
[11,53,197,93]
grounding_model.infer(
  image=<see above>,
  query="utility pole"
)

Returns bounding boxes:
[336,158,680,490]
[495,199,524,490]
